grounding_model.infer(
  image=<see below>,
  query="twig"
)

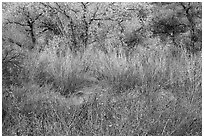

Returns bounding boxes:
[161,118,170,135]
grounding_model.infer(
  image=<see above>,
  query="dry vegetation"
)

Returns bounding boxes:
[2,41,202,136]
[2,2,202,136]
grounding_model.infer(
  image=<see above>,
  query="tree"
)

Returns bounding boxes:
[3,3,46,50]
[40,2,121,53]
[150,2,202,54]
[179,2,202,53]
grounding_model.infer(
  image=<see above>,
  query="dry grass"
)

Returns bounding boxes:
[2,42,202,136]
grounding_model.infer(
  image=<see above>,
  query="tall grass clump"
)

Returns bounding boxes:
[2,44,26,87]
[130,43,201,88]
[86,46,142,93]
[2,83,85,136]
[22,41,101,96]
[3,38,201,136]
[127,43,202,136]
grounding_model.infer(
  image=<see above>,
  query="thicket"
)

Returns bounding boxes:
[2,2,202,136]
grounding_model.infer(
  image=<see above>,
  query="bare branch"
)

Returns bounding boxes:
[54,2,71,20]
[6,19,28,27]
[7,38,23,48]
[89,5,100,24]
[179,2,187,9]
[34,12,44,21]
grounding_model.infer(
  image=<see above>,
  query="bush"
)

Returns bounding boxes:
[3,39,201,136]
[2,44,26,87]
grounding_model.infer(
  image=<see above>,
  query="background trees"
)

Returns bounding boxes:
[3,2,201,54]
[151,2,202,53]
[2,2,202,88]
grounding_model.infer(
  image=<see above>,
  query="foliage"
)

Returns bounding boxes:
[2,2,202,136]
[151,2,202,53]
[2,44,26,87]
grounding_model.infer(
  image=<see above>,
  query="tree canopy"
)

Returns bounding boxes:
[3,2,202,54]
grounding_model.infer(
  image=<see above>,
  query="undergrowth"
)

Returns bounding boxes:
[2,42,202,136]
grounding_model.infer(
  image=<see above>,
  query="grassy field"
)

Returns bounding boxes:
[2,42,202,136]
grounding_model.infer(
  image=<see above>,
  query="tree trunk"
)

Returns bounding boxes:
[28,23,36,50]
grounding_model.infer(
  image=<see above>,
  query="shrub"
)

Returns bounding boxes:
[2,44,25,87]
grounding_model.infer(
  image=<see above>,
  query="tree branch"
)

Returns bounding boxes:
[6,19,28,27]
[7,38,23,48]
[34,12,44,21]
